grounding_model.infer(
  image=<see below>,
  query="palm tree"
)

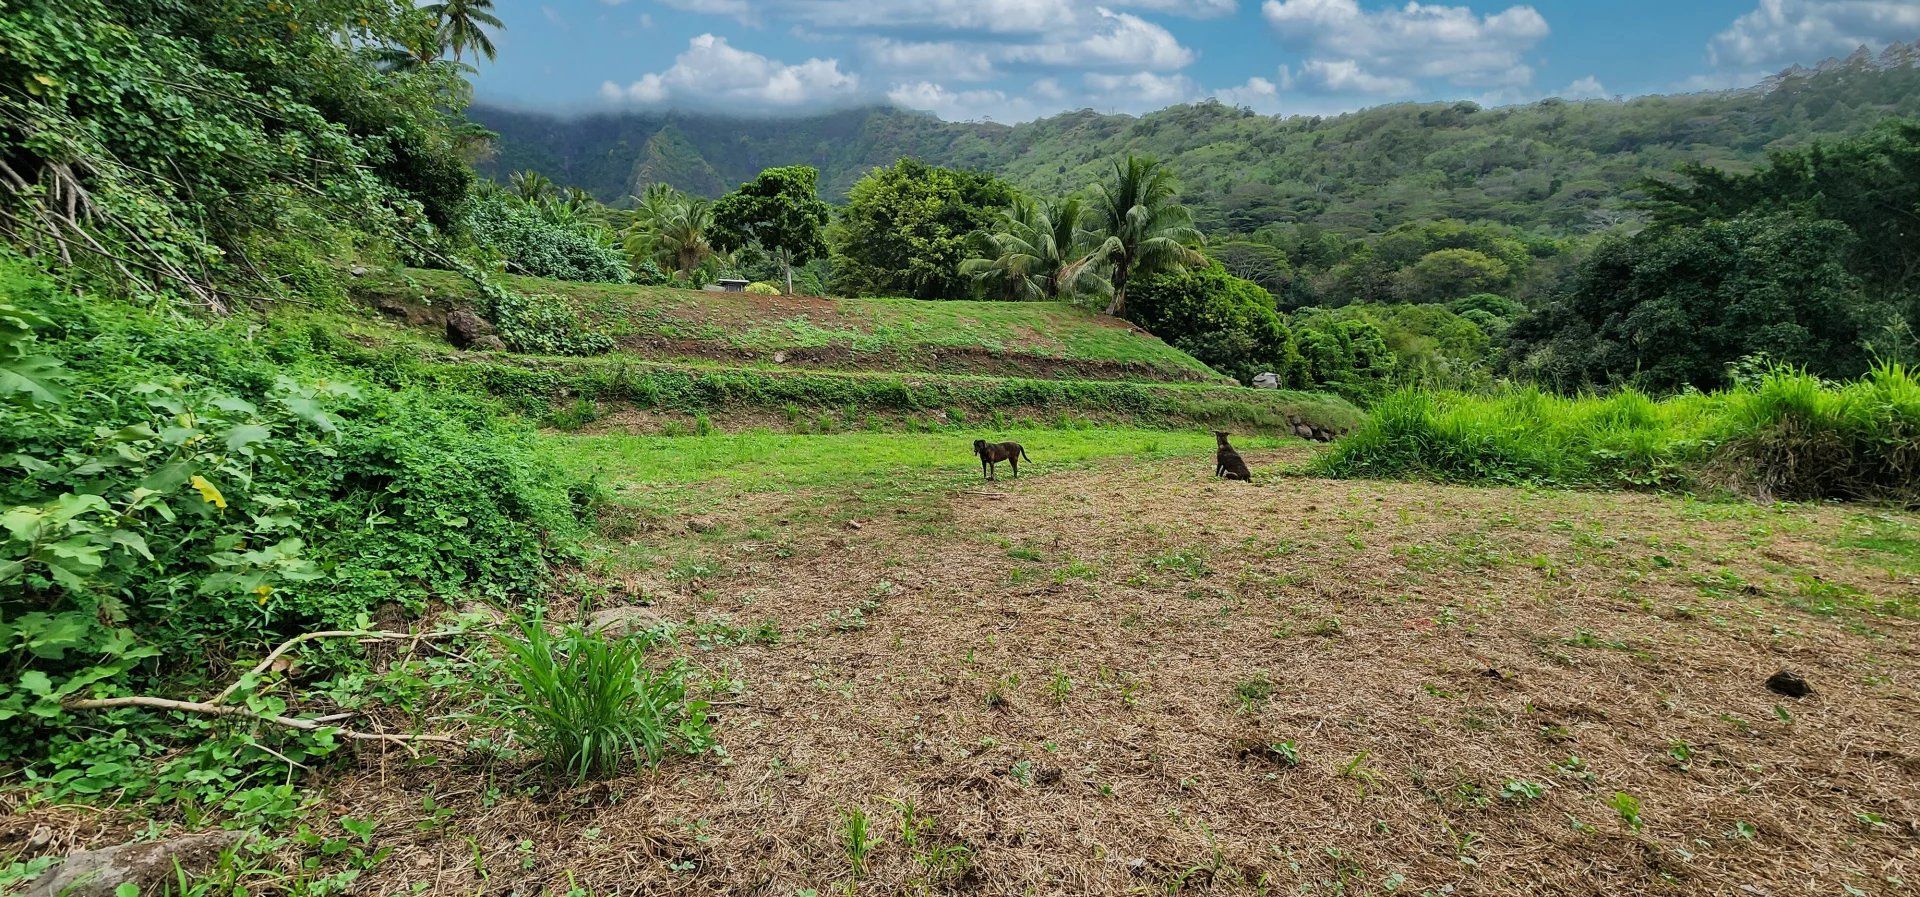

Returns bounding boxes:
[624,186,715,275]
[423,0,503,63]
[961,196,1110,302]
[1089,154,1205,317]
[509,170,554,204]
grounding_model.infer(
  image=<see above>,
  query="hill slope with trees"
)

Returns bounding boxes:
[474,43,1920,235]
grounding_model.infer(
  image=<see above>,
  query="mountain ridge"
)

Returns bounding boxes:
[473,42,1920,235]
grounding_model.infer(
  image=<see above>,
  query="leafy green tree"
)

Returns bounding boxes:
[1511,213,1878,391]
[1126,263,1302,385]
[1640,118,1920,336]
[711,166,830,296]
[423,0,502,63]
[1089,154,1205,317]
[1209,241,1294,300]
[1295,314,1399,404]
[1394,248,1512,303]
[961,196,1109,303]
[830,159,1015,300]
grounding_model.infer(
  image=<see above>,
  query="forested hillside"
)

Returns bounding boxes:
[476,42,1920,234]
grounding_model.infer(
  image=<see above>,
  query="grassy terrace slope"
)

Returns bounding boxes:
[361,269,1229,384]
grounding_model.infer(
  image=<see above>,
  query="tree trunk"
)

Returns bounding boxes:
[782,248,794,296]
[1103,254,1130,316]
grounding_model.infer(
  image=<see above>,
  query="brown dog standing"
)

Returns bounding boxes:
[973,439,1030,480]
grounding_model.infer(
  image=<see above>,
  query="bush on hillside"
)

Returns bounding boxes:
[0,256,587,775]
[1126,263,1304,385]
[464,194,630,284]
[1313,365,1920,505]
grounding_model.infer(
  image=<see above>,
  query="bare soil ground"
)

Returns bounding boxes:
[314,443,1919,896]
[11,443,1913,896]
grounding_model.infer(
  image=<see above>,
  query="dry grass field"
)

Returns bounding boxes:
[280,436,1920,897]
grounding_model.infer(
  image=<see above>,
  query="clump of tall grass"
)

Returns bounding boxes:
[1314,365,1919,506]
[489,617,713,781]
[1711,364,1920,503]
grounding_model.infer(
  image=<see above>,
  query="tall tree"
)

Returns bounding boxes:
[961,196,1109,302]
[1090,154,1204,317]
[711,166,829,295]
[626,187,715,274]
[830,158,1015,300]
[423,0,502,63]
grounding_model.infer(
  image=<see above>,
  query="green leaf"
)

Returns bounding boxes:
[110,530,154,561]
[0,353,65,404]
[225,423,272,451]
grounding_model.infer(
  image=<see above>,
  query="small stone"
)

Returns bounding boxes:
[846,520,863,530]
[687,518,716,534]
[1765,670,1812,698]
[348,265,369,277]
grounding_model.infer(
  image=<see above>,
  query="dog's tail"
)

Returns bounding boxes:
[1020,446,1032,463]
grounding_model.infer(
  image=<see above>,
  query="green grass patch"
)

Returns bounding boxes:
[548,428,1284,495]
[1313,366,1920,505]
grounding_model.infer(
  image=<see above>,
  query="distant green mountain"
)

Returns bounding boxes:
[473,42,1920,235]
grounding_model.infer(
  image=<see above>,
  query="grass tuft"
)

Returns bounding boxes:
[489,617,713,782]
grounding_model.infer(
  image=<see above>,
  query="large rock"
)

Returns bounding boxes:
[24,831,246,897]
[587,605,666,635]
[445,308,502,350]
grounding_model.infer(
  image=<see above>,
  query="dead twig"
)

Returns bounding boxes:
[60,696,460,746]
[62,628,468,748]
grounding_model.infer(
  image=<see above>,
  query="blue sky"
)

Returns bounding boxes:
[473,0,1920,121]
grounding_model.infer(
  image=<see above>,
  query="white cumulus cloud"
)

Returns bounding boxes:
[1709,0,1920,70]
[862,38,1000,81]
[1003,7,1196,71]
[1557,75,1609,100]
[1262,0,1549,91]
[600,34,861,110]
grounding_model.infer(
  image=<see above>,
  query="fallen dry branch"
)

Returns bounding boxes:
[61,696,459,746]
[63,628,464,750]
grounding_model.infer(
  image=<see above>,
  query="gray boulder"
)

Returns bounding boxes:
[24,831,246,897]
[445,308,501,350]
[587,605,666,635]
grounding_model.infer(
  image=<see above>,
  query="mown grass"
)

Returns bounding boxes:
[371,269,1226,382]
[1314,365,1920,505]
[547,428,1285,494]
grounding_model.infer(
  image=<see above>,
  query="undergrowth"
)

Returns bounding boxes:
[1314,366,1920,504]
[0,254,590,815]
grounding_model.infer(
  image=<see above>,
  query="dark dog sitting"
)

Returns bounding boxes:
[1214,431,1252,481]
[973,439,1030,480]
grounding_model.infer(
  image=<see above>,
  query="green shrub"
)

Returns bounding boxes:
[744,281,781,295]
[488,618,713,782]
[1126,263,1303,385]
[464,194,630,284]
[490,291,613,356]
[0,256,586,763]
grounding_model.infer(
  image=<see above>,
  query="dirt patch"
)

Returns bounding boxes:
[74,449,1901,896]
